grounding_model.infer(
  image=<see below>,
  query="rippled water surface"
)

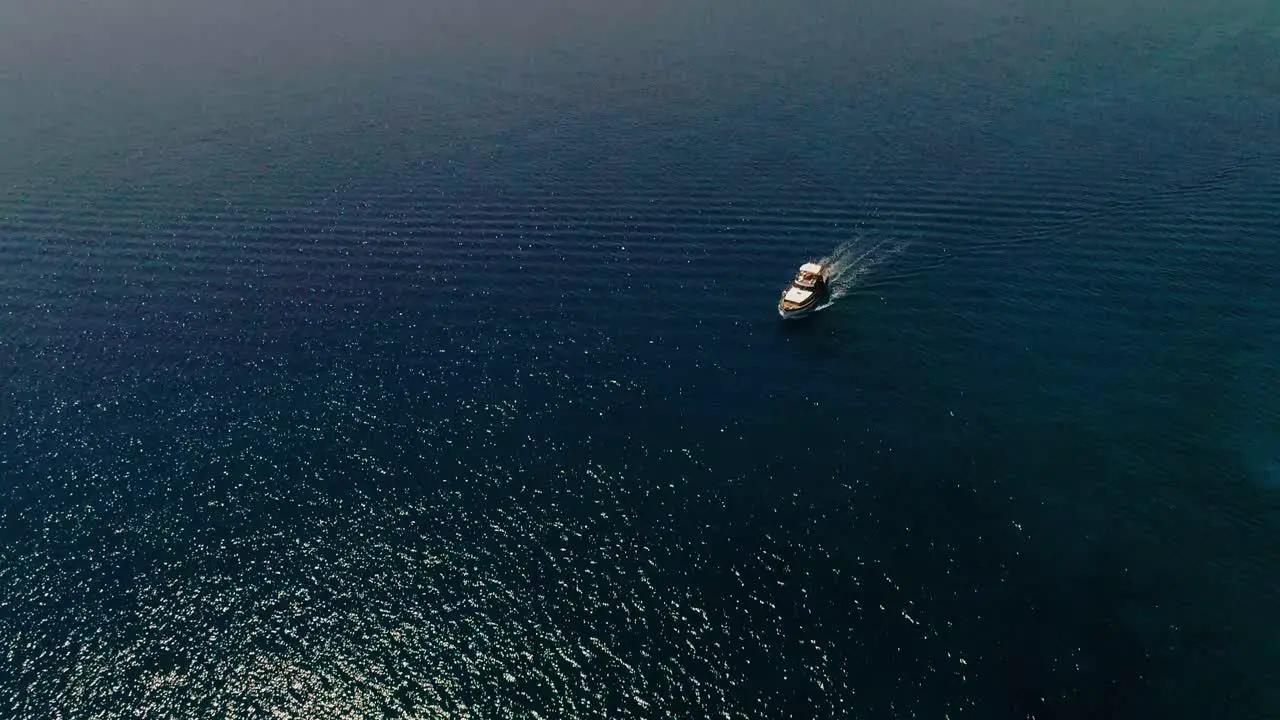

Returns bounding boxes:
[3,0,1279,717]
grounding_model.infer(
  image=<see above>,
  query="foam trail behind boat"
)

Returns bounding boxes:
[814,233,909,310]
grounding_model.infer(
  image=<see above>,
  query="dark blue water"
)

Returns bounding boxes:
[3,1,1279,717]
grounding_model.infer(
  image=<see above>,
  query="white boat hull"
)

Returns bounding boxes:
[778,298,826,319]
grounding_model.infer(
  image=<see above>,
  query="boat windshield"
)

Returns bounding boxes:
[794,272,818,287]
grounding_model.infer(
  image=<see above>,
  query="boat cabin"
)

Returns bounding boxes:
[793,262,825,288]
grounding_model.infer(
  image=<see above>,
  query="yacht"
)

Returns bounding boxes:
[777,262,829,319]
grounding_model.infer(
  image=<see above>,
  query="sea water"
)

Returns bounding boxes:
[2,0,1279,717]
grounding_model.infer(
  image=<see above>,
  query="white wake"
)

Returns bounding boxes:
[812,233,909,311]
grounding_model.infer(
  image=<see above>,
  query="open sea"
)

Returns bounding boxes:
[3,1,1279,717]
